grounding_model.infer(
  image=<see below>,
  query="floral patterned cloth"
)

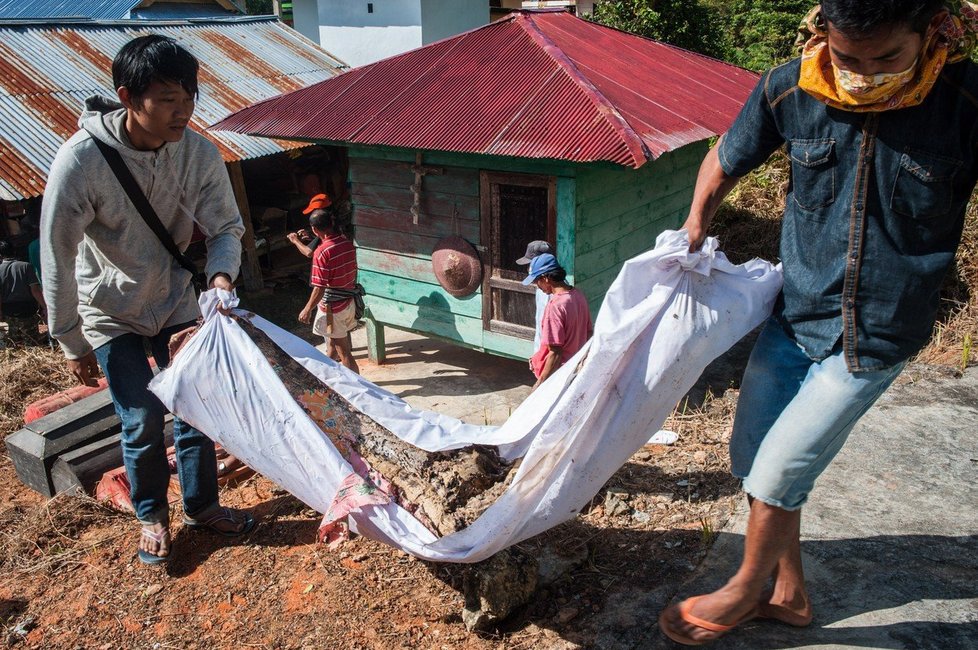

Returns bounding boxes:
[794,3,978,112]
[297,388,432,547]
[297,389,390,545]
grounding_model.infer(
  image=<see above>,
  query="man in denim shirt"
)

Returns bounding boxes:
[660,1,978,645]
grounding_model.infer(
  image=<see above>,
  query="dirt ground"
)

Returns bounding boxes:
[0,280,750,650]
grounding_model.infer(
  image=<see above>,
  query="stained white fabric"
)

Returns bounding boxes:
[151,230,783,562]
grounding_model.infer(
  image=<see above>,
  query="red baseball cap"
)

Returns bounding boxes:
[302,193,332,214]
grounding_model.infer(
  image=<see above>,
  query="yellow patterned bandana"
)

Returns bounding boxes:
[796,2,978,112]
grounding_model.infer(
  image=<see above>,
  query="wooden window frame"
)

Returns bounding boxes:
[479,171,557,339]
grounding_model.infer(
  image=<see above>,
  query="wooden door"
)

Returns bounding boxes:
[480,171,556,340]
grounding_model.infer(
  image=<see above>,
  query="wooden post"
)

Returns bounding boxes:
[398,152,443,225]
[556,176,576,284]
[226,161,264,291]
[366,317,386,364]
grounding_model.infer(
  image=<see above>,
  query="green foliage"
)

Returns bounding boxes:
[719,0,811,71]
[587,0,726,59]
[245,0,273,15]
[587,0,812,72]
[699,517,717,546]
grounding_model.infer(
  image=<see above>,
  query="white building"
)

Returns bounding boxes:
[492,1,595,19]
[292,0,489,67]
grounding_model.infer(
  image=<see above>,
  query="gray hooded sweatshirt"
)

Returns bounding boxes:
[41,97,244,359]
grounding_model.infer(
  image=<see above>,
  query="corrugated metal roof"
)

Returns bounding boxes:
[131,3,241,20]
[212,9,758,169]
[0,0,140,19]
[0,0,242,20]
[0,17,346,201]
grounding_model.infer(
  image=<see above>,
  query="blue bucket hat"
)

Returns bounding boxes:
[522,253,561,285]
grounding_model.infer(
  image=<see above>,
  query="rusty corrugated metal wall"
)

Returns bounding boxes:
[0,17,346,201]
[0,0,139,20]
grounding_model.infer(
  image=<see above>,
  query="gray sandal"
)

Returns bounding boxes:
[182,507,255,537]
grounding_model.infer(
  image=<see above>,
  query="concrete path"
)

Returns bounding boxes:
[345,325,534,425]
[659,365,978,649]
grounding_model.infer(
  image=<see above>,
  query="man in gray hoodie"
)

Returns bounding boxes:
[41,35,252,564]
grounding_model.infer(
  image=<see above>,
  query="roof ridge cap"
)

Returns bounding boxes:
[518,12,653,167]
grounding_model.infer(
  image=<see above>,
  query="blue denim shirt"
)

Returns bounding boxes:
[719,58,978,371]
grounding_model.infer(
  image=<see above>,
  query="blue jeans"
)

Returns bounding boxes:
[730,318,906,510]
[94,322,218,525]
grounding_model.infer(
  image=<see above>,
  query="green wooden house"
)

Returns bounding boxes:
[213,9,757,362]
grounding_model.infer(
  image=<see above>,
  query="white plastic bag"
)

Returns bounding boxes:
[151,230,782,562]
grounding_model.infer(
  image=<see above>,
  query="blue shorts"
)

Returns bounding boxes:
[730,318,906,510]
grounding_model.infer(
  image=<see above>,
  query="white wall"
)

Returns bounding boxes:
[291,0,321,44]
[501,0,594,14]
[419,0,488,45]
[297,0,488,68]
[317,0,423,67]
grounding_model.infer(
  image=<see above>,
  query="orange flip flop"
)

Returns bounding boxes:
[757,601,813,627]
[659,595,759,646]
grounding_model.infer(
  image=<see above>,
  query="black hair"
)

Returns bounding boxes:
[0,240,10,259]
[112,35,199,101]
[540,267,568,285]
[821,0,946,37]
[308,208,336,233]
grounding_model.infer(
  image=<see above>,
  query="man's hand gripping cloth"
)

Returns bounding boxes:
[150,231,782,563]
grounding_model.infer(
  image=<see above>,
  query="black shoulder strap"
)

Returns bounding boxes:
[91,137,200,279]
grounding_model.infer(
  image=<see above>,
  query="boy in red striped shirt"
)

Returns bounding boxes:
[298,208,360,373]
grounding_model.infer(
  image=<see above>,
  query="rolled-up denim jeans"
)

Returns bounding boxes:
[730,317,906,511]
[94,321,218,525]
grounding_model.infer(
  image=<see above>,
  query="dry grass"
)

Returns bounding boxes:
[918,201,978,367]
[712,151,788,266]
[0,339,75,439]
[713,152,978,369]
[0,492,127,577]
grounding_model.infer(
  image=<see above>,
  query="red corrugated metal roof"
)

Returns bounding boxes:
[212,10,758,168]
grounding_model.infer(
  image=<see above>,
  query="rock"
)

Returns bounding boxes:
[461,550,538,631]
[604,490,631,517]
[143,584,164,597]
[7,616,36,641]
[556,606,580,624]
[537,545,589,587]
[632,510,651,523]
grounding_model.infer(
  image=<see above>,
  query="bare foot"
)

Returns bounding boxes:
[139,522,170,561]
[759,587,813,627]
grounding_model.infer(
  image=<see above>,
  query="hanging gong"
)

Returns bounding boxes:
[431,235,483,298]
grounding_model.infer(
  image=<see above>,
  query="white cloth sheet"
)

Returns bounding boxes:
[151,230,782,563]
